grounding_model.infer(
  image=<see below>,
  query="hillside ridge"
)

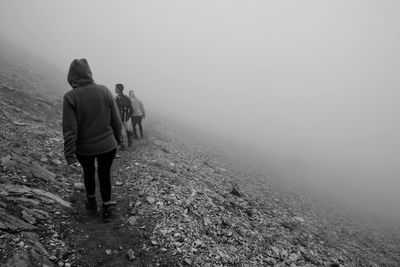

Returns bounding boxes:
[0,50,400,266]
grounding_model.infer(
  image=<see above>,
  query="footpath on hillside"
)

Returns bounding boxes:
[1,87,400,266]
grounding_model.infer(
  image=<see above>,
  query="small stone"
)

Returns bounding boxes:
[73,183,84,190]
[265,257,275,265]
[126,249,135,261]
[217,250,230,263]
[127,216,137,226]
[289,253,299,262]
[238,226,247,237]
[270,246,280,258]
[105,249,112,255]
[203,216,212,225]
[58,262,64,267]
[160,229,168,235]
[175,242,183,247]
[294,216,305,223]
[194,239,203,247]
[116,181,123,186]
[49,255,57,261]
[21,210,36,225]
[231,186,242,197]
[184,258,192,265]
[64,263,71,267]
[51,159,63,166]
[174,233,181,238]
[281,249,288,259]
[216,167,227,173]
[1,155,17,169]
[146,196,156,204]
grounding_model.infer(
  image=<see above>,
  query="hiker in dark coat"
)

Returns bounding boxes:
[62,58,122,221]
[129,90,146,138]
[115,83,134,147]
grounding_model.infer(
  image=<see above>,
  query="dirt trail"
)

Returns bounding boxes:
[65,138,169,267]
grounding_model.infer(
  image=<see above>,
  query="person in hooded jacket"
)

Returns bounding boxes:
[128,90,146,138]
[63,58,122,222]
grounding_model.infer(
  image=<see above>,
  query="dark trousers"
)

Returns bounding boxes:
[132,116,143,138]
[76,148,116,203]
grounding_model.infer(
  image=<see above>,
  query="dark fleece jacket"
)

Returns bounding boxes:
[63,59,122,162]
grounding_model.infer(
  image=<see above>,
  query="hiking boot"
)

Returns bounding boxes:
[119,144,126,151]
[127,131,134,147]
[102,204,113,222]
[128,137,133,147]
[85,196,97,211]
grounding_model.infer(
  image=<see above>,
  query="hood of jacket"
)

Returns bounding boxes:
[67,58,94,88]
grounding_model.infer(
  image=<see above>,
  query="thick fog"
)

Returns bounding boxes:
[1,1,399,219]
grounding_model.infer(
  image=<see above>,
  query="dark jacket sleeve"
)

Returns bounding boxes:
[107,90,122,144]
[62,92,78,161]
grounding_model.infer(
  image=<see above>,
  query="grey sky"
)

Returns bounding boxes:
[1,0,400,217]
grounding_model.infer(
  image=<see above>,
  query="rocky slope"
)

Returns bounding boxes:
[1,47,400,266]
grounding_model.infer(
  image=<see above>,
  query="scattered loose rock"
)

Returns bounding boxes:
[126,248,136,261]
[73,182,84,191]
[146,196,156,204]
[0,75,399,267]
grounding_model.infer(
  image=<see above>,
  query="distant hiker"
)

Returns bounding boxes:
[129,90,146,138]
[115,83,134,147]
[63,58,122,222]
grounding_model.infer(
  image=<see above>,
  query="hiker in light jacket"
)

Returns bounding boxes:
[128,90,146,138]
[62,58,122,222]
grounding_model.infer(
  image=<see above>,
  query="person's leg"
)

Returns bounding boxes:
[76,154,97,210]
[126,118,134,146]
[128,132,133,146]
[138,116,143,138]
[96,148,117,220]
[120,122,127,151]
[132,116,138,138]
